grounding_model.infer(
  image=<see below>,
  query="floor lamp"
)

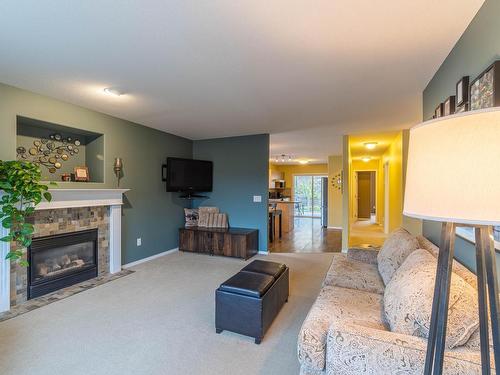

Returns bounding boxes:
[404,108,500,374]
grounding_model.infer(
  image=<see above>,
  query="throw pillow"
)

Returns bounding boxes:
[198,206,219,227]
[184,208,198,227]
[377,228,419,285]
[384,249,479,349]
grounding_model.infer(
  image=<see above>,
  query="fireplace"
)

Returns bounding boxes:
[28,229,98,299]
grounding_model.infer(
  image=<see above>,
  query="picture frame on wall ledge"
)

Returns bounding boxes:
[443,96,456,116]
[469,60,500,111]
[74,166,90,182]
[434,103,444,118]
[456,76,469,107]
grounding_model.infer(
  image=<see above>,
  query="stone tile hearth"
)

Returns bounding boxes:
[10,206,110,306]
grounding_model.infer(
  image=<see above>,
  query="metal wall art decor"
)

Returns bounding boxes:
[16,133,81,174]
[331,171,343,192]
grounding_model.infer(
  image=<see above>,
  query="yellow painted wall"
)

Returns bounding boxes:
[382,132,403,232]
[271,163,328,190]
[328,155,343,228]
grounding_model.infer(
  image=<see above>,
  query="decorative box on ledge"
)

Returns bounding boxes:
[0,189,129,313]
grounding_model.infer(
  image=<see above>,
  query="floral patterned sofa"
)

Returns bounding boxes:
[297,228,493,375]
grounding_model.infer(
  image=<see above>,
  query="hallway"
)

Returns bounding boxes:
[349,220,387,247]
[269,217,342,253]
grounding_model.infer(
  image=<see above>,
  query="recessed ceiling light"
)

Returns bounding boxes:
[364,142,377,149]
[103,87,124,96]
[362,157,371,162]
[299,160,309,164]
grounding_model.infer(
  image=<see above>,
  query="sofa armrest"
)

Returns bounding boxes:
[326,320,486,374]
[347,247,379,264]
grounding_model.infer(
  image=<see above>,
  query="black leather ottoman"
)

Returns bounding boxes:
[215,260,289,344]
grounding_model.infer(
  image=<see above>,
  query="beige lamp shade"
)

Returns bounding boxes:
[404,108,500,226]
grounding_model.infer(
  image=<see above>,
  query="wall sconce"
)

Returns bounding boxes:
[113,157,123,187]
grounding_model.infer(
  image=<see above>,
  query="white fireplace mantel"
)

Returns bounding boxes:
[0,188,129,313]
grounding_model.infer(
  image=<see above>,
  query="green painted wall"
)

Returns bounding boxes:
[0,83,193,264]
[422,0,500,275]
[423,0,500,120]
[193,134,270,251]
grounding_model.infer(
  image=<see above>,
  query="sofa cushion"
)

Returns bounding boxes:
[417,235,477,290]
[298,285,386,371]
[323,253,384,294]
[377,228,419,285]
[384,249,479,349]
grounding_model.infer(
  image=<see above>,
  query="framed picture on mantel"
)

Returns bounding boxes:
[74,166,90,182]
[444,96,456,116]
[470,61,500,111]
[456,76,469,107]
[434,103,444,118]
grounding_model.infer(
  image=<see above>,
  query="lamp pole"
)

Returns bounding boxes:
[424,223,499,374]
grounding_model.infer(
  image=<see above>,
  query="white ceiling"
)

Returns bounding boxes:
[0,1,484,162]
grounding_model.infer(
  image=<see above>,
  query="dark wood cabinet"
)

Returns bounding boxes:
[179,227,258,260]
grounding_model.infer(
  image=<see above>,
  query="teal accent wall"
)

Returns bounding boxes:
[193,134,269,251]
[422,0,500,276]
[0,83,193,264]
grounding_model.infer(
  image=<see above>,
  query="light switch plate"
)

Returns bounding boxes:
[137,238,142,246]
[253,195,262,203]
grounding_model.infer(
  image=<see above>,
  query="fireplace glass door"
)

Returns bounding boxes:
[28,229,98,299]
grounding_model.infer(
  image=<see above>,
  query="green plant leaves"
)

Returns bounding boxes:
[0,160,56,266]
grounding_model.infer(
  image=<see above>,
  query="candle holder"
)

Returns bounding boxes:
[113,157,123,187]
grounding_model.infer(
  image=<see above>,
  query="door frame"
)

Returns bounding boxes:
[384,162,390,234]
[292,173,328,218]
[352,169,378,223]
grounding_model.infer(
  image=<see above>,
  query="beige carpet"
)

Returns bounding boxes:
[0,251,333,375]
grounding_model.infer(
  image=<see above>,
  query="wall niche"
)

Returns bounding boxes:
[16,116,104,183]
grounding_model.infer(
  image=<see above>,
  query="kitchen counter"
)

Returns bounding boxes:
[268,200,298,233]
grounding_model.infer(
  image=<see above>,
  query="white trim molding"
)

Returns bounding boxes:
[0,219,10,313]
[0,188,129,313]
[123,248,179,268]
[36,189,129,210]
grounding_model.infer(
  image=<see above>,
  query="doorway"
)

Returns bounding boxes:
[356,171,376,220]
[293,175,327,218]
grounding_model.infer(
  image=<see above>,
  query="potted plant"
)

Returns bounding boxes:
[0,161,53,266]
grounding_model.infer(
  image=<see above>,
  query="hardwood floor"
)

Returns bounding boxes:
[269,217,342,253]
[349,220,387,247]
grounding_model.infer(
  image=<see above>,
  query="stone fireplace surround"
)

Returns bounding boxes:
[0,189,128,312]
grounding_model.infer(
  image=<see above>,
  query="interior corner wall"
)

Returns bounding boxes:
[421,0,500,276]
[341,135,350,251]
[382,132,403,232]
[327,155,342,228]
[0,83,193,265]
[401,129,422,235]
[193,134,270,252]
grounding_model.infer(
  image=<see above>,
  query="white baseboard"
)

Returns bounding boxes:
[327,226,342,230]
[258,251,269,255]
[123,248,179,268]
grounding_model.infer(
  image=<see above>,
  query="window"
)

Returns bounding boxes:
[293,175,326,217]
[456,226,500,250]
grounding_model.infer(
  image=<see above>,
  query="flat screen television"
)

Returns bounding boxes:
[165,157,213,194]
